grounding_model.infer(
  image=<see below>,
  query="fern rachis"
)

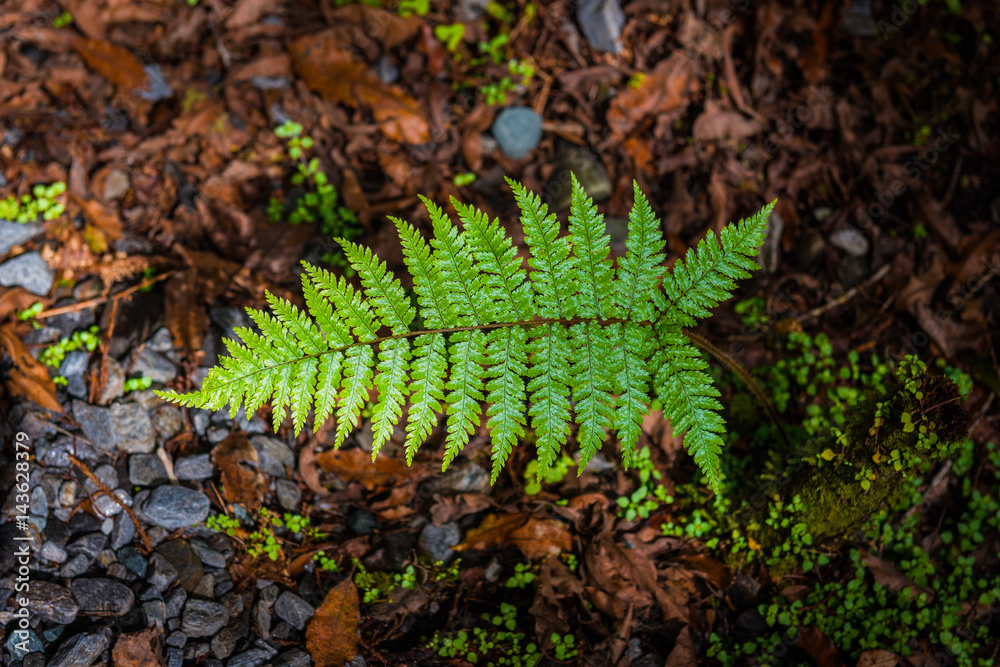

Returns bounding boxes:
[156,175,774,491]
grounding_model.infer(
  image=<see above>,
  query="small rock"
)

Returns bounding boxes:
[130,453,168,487]
[96,357,126,405]
[491,107,543,160]
[0,221,43,257]
[165,588,188,618]
[148,327,174,353]
[220,590,244,617]
[128,347,177,383]
[252,601,271,640]
[41,540,68,564]
[192,573,215,598]
[347,508,380,535]
[72,401,115,454]
[189,541,227,568]
[250,435,295,478]
[102,169,131,201]
[276,479,301,511]
[66,532,106,561]
[144,599,167,634]
[136,63,172,102]
[110,402,155,453]
[155,539,204,592]
[174,453,214,480]
[58,349,89,384]
[792,228,826,267]
[151,404,184,442]
[143,485,210,530]
[71,578,135,616]
[548,144,612,209]
[110,512,135,550]
[211,625,240,658]
[250,75,291,90]
[228,647,276,667]
[374,55,398,83]
[0,251,52,294]
[147,552,180,593]
[273,648,312,667]
[167,647,183,667]
[118,545,148,578]
[421,460,490,495]
[47,628,112,667]
[273,592,314,631]
[181,599,229,638]
[30,581,79,625]
[577,0,625,53]
[829,226,870,257]
[419,523,461,564]
[5,628,43,660]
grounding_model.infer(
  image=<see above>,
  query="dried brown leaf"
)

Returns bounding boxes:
[163,269,209,356]
[0,324,63,413]
[857,650,899,667]
[70,36,148,91]
[457,513,571,560]
[315,447,420,491]
[608,52,693,137]
[112,626,166,667]
[213,434,266,513]
[306,578,360,667]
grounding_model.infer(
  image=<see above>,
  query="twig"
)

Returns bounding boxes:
[34,272,172,320]
[796,262,892,324]
[68,453,152,553]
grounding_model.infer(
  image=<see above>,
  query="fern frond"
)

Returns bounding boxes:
[156,176,775,495]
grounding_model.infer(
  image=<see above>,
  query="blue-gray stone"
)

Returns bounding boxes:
[70,577,134,616]
[273,648,312,667]
[136,64,172,102]
[189,540,227,568]
[419,522,461,564]
[58,349,89,381]
[5,628,43,660]
[577,0,626,54]
[30,581,79,625]
[130,453,168,487]
[491,107,543,159]
[143,485,210,530]
[128,347,177,383]
[250,435,294,478]
[0,221,43,256]
[228,647,276,667]
[174,453,214,480]
[0,251,52,294]
[118,545,148,578]
[110,402,155,453]
[72,400,115,454]
[181,599,229,637]
[48,628,111,667]
[273,591,314,631]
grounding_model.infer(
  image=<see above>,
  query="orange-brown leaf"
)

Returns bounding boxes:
[213,434,266,513]
[288,31,430,144]
[0,323,63,413]
[306,578,360,667]
[315,447,419,491]
[457,513,571,560]
[70,36,148,91]
[608,52,693,137]
[112,627,166,667]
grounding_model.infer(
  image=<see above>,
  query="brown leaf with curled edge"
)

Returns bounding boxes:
[316,447,420,491]
[664,625,696,667]
[856,650,899,667]
[112,626,166,667]
[289,30,430,144]
[457,513,571,560]
[70,36,148,91]
[213,434,266,513]
[163,269,210,356]
[306,578,360,667]
[692,101,765,144]
[74,196,123,242]
[584,533,686,623]
[607,52,693,137]
[0,323,63,413]
[796,627,845,667]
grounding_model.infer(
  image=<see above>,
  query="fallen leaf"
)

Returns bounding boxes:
[857,649,899,667]
[306,578,360,667]
[213,434,266,513]
[74,196,123,241]
[693,101,765,143]
[796,626,845,667]
[289,30,430,144]
[860,551,934,601]
[457,513,571,560]
[0,323,63,413]
[664,625,696,667]
[225,0,271,29]
[70,36,148,92]
[112,626,166,667]
[608,52,693,137]
[163,269,210,356]
[316,447,420,491]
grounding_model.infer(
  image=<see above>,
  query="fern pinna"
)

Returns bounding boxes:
[156,176,773,491]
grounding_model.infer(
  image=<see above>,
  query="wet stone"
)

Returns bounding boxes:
[347,508,379,535]
[143,485,210,530]
[151,404,184,441]
[110,402,155,453]
[0,221,43,256]
[576,0,625,53]
[273,648,312,667]
[147,552,179,593]
[275,479,301,511]
[130,453,168,487]
[165,588,188,619]
[174,453,214,481]
[491,106,543,159]
[228,647,276,667]
[210,625,240,659]
[47,628,111,667]
[250,435,295,478]
[128,347,177,383]
[30,581,79,625]
[0,251,52,295]
[419,522,461,565]
[41,540,67,564]
[72,401,115,454]
[118,545,148,578]
[110,511,135,550]
[166,631,187,648]
[181,599,229,637]
[59,553,91,578]
[5,628,43,660]
[273,591,314,631]
[156,538,204,592]
[71,578,135,616]
[96,357,125,405]
[190,540,227,568]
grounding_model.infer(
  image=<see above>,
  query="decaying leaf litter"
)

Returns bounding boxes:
[1,0,999,666]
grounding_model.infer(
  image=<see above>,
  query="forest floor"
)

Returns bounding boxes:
[1,0,999,666]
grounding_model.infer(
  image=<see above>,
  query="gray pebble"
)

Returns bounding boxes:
[147,552,180,593]
[228,647,276,667]
[110,402,155,453]
[118,545,148,578]
[5,628,43,660]
[59,553,91,578]
[419,522,462,564]
[165,587,188,619]
[47,628,111,667]
[210,625,239,658]
[577,0,625,53]
[174,454,214,481]
[95,357,125,405]
[276,479,301,511]
[0,221,43,256]
[143,599,167,634]
[70,577,135,616]
[829,226,870,257]
[128,346,177,383]
[181,599,229,637]
[190,540,227,568]
[143,485,210,529]
[130,453,169,487]
[30,581,79,625]
[166,631,188,648]
[273,648,312,667]
[273,591,314,631]
[250,435,295,477]
[0,250,52,294]
[40,540,67,564]
[491,107,543,159]
[110,511,135,550]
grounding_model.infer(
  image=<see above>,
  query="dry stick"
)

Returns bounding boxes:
[68,453,152,553]
[683,328,793,451]
[796,263,892,325]
[34,272,173,320]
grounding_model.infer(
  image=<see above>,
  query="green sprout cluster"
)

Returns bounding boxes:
[124,376,153,393]
[206,513,240,537]
[426,603,543,667]
[268,120,360,269]
[1,182,67,223]
[52,11,73,27]
[616,445,673,521]
[504,563,534,589]
[40,326,100,368]
[206,509,324,562]
[522,451,573,495]
[313,550,339,573]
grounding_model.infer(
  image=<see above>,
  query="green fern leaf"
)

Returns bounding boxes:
[405,333,447,463]
[443,329,487,469]
[371,338,410,457]
[484,326,528,482]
